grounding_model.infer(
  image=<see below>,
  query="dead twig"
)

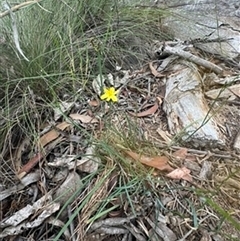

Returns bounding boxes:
[90,216,136,231]
[123,223,147,241]
[177,214,212,241]
[153,139,237,160]
[160,45,223,75]
[0,0,42,18]
[145,216,171,241]
[97,227,128,235]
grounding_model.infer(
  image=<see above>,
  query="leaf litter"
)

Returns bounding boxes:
[2,59,240,241]
[1,19,240,241]
[125,150,173,171]
[128,101,159,117]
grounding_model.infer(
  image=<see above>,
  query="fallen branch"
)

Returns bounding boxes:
[160,45,223,75]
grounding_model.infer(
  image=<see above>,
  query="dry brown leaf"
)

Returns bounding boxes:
[149,61,165,77]
[172,148,188,160]
[185,154,197,162]
[18,153,43,179]
[125,150,173,172]
[128,102,159,117]
[88,99,100,107]
[39,122,71,147]
[166,167,193,182]
[69,113,98,123]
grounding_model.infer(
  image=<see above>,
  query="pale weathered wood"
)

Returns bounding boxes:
[162,61,225,147]
[158,0,240,60]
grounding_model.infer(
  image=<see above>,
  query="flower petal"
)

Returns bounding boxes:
[111,95,118,102]
[100,93,108,100]
[109,87,115,93]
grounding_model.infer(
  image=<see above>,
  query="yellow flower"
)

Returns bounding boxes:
[100,87,119,102]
